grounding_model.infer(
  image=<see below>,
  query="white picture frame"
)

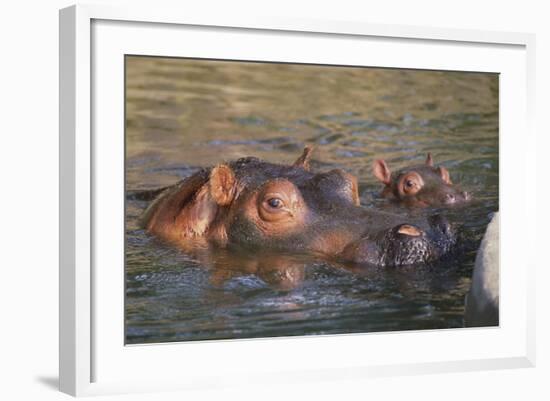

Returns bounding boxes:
[59,4,536,397]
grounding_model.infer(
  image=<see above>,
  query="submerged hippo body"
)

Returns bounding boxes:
[142,148,457,267]
[373,153,471,207]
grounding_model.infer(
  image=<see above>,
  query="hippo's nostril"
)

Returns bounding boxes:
[445,193,455,203]
[428,214,452,236]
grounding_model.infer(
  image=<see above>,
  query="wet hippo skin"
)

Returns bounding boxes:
[141,148,458,267]
[373,153,471,207]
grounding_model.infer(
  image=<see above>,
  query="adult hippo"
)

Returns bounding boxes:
[372,153,471,207]
[141,148,458,267]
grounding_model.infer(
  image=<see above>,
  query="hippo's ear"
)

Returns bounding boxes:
[425,153,434,166]
[293,146,314,171]
[209,164,237,205]
[142,169,217,238]
[372,159,392,185]
[437,166,453,185]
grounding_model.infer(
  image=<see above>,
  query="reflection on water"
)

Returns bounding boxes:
[125,56,498,344]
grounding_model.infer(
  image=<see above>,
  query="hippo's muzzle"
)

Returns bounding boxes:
[340,215,457,267]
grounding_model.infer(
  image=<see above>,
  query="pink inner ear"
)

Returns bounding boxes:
[438,166,453,185]
[372,159,392,185]
[209,165,236,205]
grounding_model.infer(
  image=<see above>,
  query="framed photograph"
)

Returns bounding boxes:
[59,4,536,397]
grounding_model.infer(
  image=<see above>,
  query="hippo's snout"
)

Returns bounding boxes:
[340,215,457,267]
[442,191,471,205]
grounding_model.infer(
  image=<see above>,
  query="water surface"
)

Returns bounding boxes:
[125,56,498,344]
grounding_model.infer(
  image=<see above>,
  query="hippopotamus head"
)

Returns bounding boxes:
[372,153,471,207]
[142,148,457,267]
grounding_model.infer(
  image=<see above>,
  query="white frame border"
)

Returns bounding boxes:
[59,4,536,397]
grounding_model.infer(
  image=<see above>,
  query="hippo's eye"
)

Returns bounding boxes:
[258,180,303,223]
[399,172,424,196]
[267,197,283,209]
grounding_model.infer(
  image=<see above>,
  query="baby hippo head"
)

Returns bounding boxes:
[372,153,471,207]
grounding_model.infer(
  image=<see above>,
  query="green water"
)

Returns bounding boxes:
[125,56,498,344]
